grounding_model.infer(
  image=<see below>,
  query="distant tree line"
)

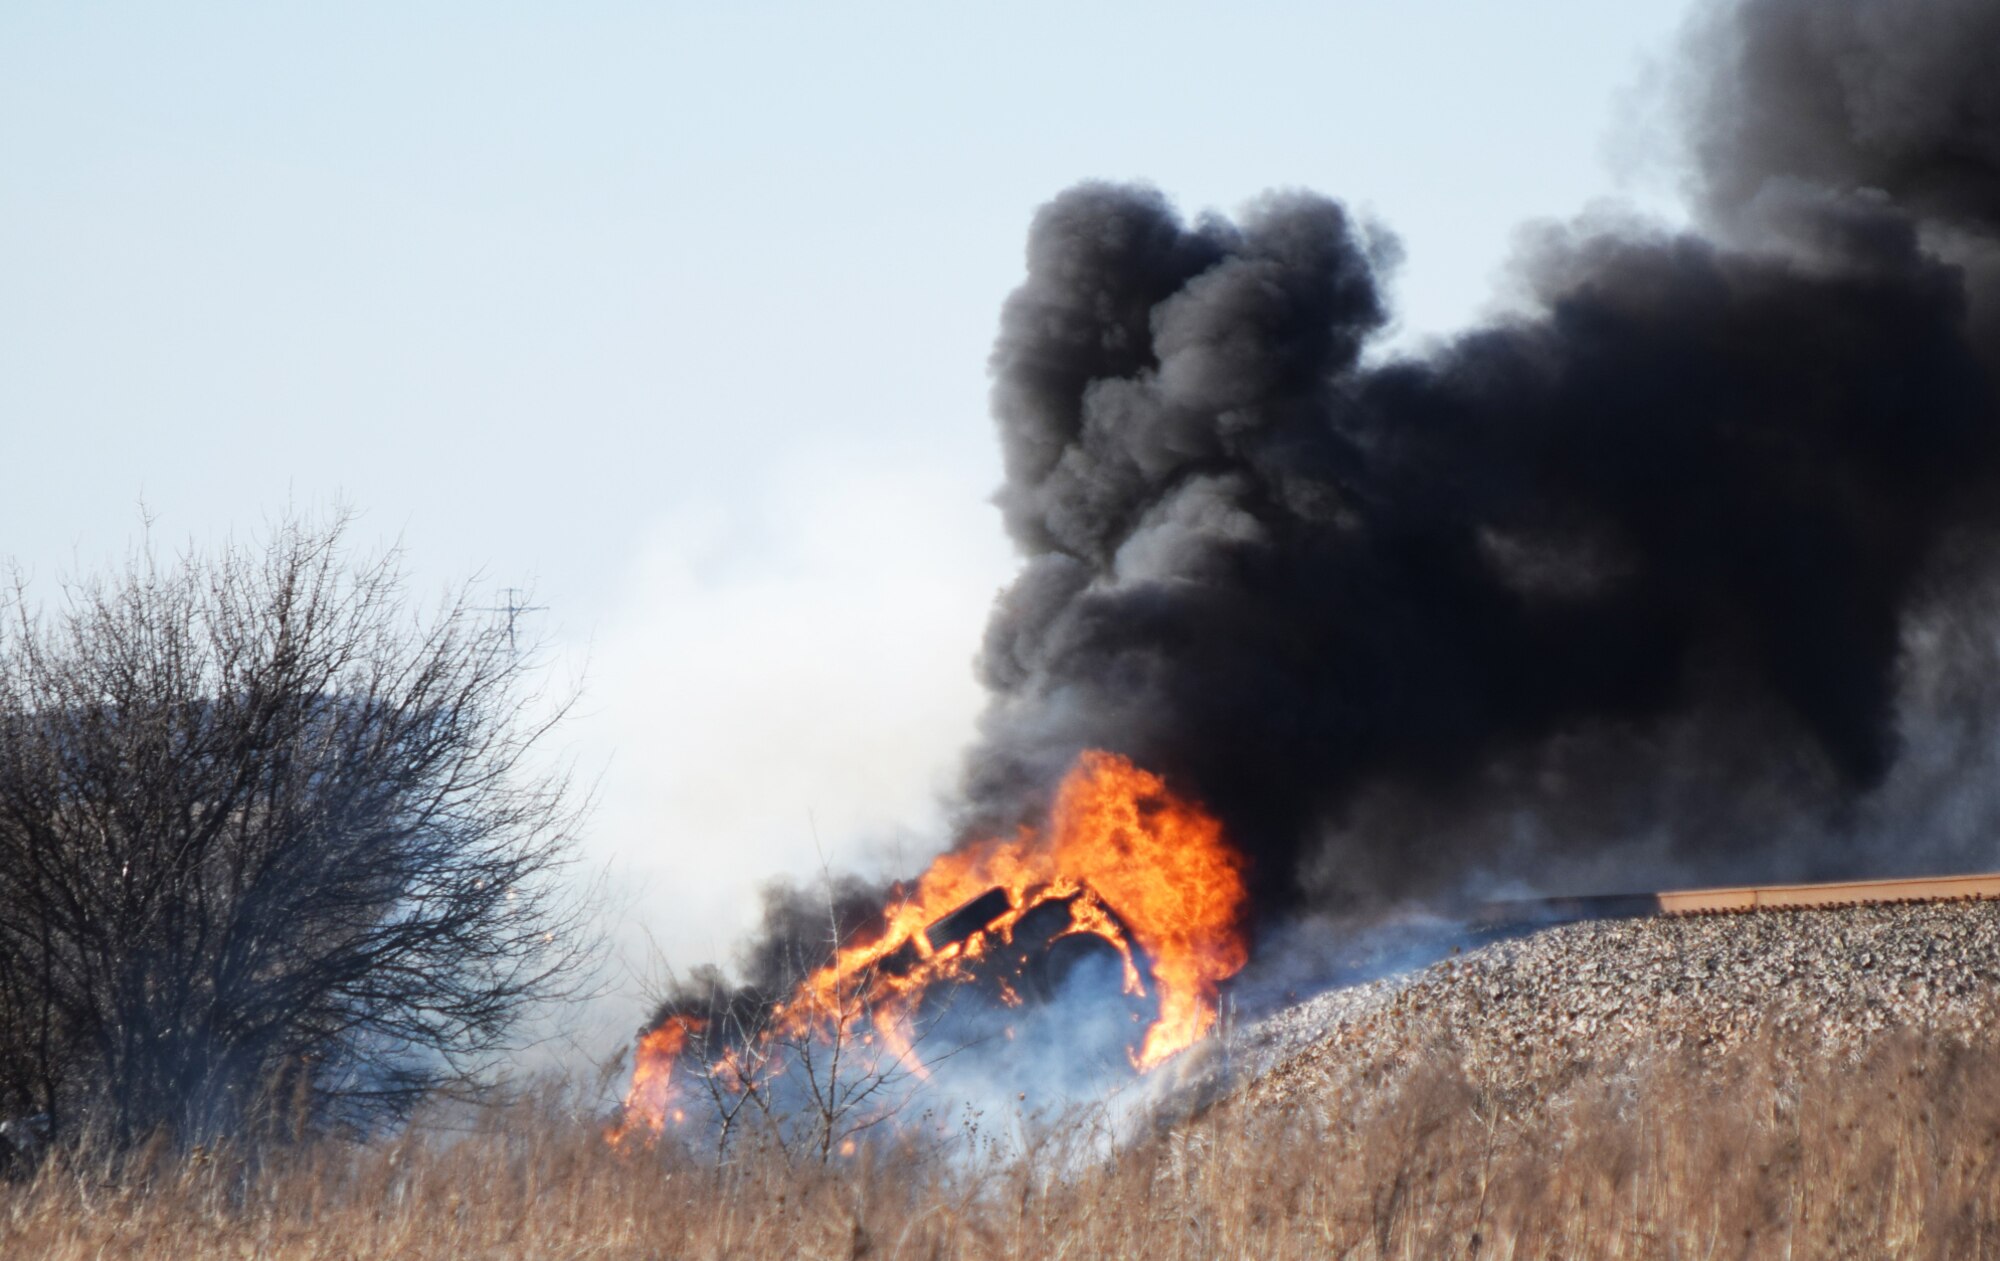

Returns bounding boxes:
[0,513,592,1151]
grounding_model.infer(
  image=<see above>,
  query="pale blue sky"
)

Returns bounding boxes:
[1,0,1700,978]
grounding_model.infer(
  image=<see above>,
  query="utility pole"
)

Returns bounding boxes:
[486,587,548,655]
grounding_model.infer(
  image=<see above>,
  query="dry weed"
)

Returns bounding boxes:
[5,1023,2000,1257]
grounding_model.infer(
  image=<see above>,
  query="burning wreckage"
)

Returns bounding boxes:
[617,0,2000,1143]
[611,751,1250,1141]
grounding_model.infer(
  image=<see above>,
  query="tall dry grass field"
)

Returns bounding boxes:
[5,1027,1999,1258]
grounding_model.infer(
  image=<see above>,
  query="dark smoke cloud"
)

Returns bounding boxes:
[963,0,2000,917]
[653,0,2000,1038]
[1684,0,2000,366]
[1686,0,2000,232]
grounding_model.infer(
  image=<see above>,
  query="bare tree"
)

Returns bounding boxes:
[0,512,593,1148]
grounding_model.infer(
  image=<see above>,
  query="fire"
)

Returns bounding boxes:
[605,1016,698,1144]
[613,751,1249,1138]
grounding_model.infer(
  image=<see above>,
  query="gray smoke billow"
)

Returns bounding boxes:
[960,0,2000,923]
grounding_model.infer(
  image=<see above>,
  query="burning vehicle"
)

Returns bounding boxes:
[611,751,1250,1142]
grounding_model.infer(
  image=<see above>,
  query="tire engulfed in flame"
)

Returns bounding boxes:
[611,751,1250,1142]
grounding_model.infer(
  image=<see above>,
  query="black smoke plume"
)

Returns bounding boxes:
[963,0,2000,919]
[662,0,2000,1033]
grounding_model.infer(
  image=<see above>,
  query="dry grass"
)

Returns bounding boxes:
[6,1025,2000,1258]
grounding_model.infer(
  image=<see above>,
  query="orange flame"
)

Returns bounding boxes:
[615,751,1248,1136]
[606,1016,699,1144]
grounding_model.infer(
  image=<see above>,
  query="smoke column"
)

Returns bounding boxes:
[665,0,2000,1012]
[962,0,2000,920]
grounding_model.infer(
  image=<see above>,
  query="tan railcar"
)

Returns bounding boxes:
[1654,871,2000,914]
[1475,871,2000,932]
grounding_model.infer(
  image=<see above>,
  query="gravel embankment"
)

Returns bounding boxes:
[1215,901,2000,1111]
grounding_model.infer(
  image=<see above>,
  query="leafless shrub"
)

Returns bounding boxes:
[645,874,972,1165]
[0,511,594,1149]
